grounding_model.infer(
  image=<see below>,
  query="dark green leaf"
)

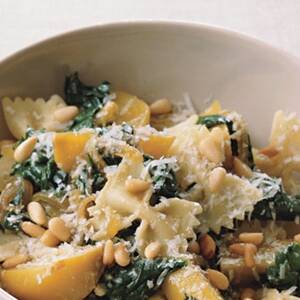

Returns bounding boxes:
[246,134,255,169]
[70,98,102,130]
[266,243,300,292]
[116,220,141,240]
[64,72,111,130]
[101,257,186,300]
[197,115,234,134]
[2,210,27,231]
[74,156,106,195]
[251,172,300,221]
[102,155,122,166]
[64,72,110,106]
[12,136,68,194]
[146,158,179,205]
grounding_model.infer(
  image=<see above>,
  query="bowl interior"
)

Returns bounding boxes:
[0,21,300,146]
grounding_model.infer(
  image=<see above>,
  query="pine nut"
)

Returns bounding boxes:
[207,269,229,290]
[14,136,37,162]
[125,178,150,194]
[229,243,246,256]
[23,180,33,206]
[233,157,253,178]
[2,254,30,269]
[95,101,119,125]
[188,240,201,255]
[114,244,130,267]
[259,146,279,158]
[54,106,79,123]
[145,241,162,259]
[48,217,71,242]
[77,196,95,219]
[209,167,226,193]
[239,232,264,246]
[21,221,45,238]
[27,201,47,226]
[103,240,115,266]
[199,137,224,164]
[294,233,300,243]
[40,230,60,247]
[94,284,106,297]
[244,244,257,268]
[150,98,172,115]
[199,234,216,260]
[240,288,256,300]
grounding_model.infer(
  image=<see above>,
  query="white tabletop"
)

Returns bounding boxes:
[1,0,300,60]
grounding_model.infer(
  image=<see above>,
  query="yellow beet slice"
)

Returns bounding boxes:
[138,135,175,158]
[163,265,222,300]
[53,132,93,172]
[1,247,103,300]
[114,91,150,127]
[201,100,222,116]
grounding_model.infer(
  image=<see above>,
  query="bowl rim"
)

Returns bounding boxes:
[0,19,300,69]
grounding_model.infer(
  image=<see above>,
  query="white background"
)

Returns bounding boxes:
[1,0,300,60]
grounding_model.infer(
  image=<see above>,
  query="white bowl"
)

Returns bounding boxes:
[1,21,300,300]
[1,21,300,146]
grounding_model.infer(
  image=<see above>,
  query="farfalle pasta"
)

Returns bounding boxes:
[0,72,300,300]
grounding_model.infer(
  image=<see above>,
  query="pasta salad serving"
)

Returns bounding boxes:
[1,72,300,300]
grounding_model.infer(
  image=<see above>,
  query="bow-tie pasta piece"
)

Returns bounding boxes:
[0,142,15,191]
[89,145,202,256]
[167,117,262,233]
[2,95,66,139]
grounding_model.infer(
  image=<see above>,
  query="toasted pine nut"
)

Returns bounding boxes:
[145,241,162,259]
[54,106,79,123]
[207,269,229,290]
[94,284,106,297]
[21,221,45,238]
[150,98,172,115]
[48,217,71,242]
[294,233,300,243]
[27,201,47,226]
[259,146,279,158]
[14,136,37,162]
[125,178,150,194]
[95,101,119,125]
[240,288,256,300]
[2,254,30,269]
[40,230,60,247]
[103,240,115,265]
[233,157,253,178]
[199,137,224,164]
[78,196,95,219]
[239,232,264,246]
[229,243,246,256]
[23,180,33,206]
[210,127,226,144]
[199,234,216,260]
[209,167,227,193]
[188,240,201,255]
[244,244,257,268]
[114,244,130,267]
